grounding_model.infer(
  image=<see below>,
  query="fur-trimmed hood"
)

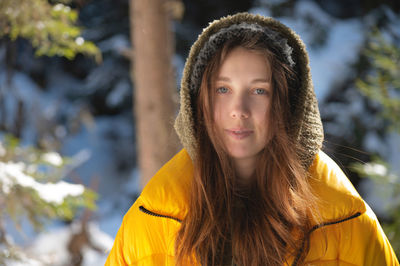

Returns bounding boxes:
[174,12,324,168]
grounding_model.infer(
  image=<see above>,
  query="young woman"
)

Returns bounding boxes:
[106,13,399,265]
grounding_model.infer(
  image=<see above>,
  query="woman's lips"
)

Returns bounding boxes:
[225,129,253,140]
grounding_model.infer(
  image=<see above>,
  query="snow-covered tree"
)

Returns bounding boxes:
[0,135,96,264]
[0,0,101,264]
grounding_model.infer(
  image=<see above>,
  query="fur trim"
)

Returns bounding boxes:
[174,12,324,169]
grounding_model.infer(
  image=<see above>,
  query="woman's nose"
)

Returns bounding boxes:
[230,96,249,119]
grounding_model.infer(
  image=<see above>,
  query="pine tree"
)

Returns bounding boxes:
[352,29,400,255]
[0,0,100,60]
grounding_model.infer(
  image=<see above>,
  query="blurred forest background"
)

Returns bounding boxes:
[0,0,399,265]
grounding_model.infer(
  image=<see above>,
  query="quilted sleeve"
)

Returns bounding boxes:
[340,203,399,265]
[105,201,139,266]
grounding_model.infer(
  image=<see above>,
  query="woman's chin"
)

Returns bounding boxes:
[227,150,258,162]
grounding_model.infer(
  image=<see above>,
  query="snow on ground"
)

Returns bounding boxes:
[5,222,113,266]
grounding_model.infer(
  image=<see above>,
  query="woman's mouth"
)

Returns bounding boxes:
[225,129,253,140]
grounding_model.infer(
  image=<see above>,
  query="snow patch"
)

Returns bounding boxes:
[41,152,63,166]
[5,222,113,266]
[0,161,84,204]
[75,37,85,46]
[363,162,388,176]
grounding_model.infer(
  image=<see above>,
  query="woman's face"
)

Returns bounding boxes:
[213,47,272,168]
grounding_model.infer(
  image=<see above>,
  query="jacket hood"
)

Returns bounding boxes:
[174,12,324,169]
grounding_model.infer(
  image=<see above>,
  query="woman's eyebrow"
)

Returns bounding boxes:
[215,76,231,82]
[215,77,270,83]
[251,78,270,84]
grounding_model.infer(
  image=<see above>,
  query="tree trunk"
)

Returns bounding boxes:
[131,0,180,188]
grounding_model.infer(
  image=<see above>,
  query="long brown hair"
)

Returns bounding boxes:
[175,32,319,265]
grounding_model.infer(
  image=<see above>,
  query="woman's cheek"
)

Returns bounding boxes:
[214,99,228,121]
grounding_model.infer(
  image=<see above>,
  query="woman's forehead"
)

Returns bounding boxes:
[215,47,272,80]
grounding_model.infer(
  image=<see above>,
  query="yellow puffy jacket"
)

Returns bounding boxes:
[105,149,399,265]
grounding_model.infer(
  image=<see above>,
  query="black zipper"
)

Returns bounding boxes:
[139,205,182,223]
[291,211,362,266]
[140,206,362,265]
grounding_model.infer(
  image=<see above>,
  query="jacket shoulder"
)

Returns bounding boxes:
[105,197,181,265]
[306,151,399,264]
[308,150,366,222]
[105,149,193,265]
[305,202,399,265]
[140,149,193,221]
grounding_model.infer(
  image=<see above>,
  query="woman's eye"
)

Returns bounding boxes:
[216,87,229,94]
[254,88,267,95]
